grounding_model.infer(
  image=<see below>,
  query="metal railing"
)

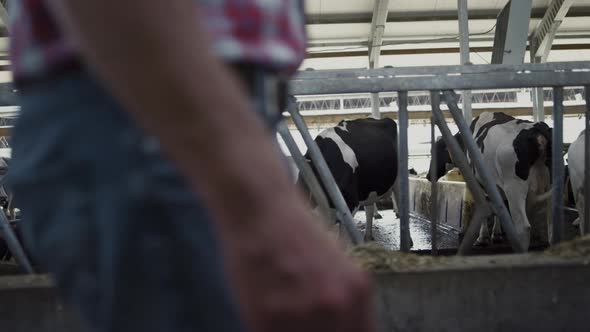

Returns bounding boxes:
[294,87,587,112]
[288,61,590,253]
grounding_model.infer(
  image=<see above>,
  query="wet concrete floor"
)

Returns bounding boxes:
[353,210,458,252]
[347,209,581,255]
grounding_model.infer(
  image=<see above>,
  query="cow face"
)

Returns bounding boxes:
[513,122,553,181]
[295,158,318,207]
[427,133,464,182]
[427,137,450,182]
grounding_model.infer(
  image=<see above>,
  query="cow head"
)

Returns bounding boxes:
[513,122,553,181]
[535,122,553,177]
[427,133,464,182]
[295,158,317,206]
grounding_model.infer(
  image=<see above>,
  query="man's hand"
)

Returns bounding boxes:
[222,193,375,332]
[47,1,376,331]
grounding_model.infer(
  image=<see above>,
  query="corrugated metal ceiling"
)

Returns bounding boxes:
[304,0,590,46]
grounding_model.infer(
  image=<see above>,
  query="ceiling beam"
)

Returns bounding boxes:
[530,0,575,62]
[305,43,590,59]
[457,0,472,120]
[368,0,390,118]
[491,0,532,64]
[307,33,590,48]
[368,0,390,69]
[529,0,574,122]
[305,7,590,25]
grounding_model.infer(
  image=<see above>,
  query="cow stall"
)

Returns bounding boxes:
[283,61,590,330]
[289,61,590,252]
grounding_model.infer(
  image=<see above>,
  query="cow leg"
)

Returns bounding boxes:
[491,217,504,243]
[573,217,581,227]
[373,203,383,219]
[364,204,375,242]
[475,217,491,246]
[506,181,532,250]
[576,188,585,236]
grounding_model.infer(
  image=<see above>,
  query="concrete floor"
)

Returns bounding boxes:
[353,210,458,251]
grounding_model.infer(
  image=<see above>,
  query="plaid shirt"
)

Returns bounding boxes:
[8,0,307,83]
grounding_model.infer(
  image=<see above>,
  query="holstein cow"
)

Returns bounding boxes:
[567,130,587,235]
[298,117,411,243]
[428,112,552,250]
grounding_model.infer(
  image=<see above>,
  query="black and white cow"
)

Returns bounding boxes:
[428,112,553,250]
[299,117,410,243]
[567,129,587,235]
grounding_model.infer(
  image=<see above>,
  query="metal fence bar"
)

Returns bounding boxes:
[443,90,525,253]
[430,93,491,254]
[429,91,439,255]
[0,209,34,273]
[294,61,590,79]
[398,92,411,252]
[585,86,590,235]
[277,123,332,225]
[457,0,472,122]
[287,106,364,245]
[552,87,565,244]
[533,87,546,122]
[291,71,590,95]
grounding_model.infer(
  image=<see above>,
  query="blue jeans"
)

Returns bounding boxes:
[7,70,271,332]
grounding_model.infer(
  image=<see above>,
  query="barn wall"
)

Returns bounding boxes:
[0,275,88,332]
[375,256,590,332]
[2,257,590,332]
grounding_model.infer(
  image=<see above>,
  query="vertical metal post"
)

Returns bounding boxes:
[584,86,590,235]
[552,87,565,244]
[398,92,411,252]
[0,211,34,273]
[429,91,439,255]
[288,107,364,245]
[443,90,525,253]
[277,123,332,225]
[457,0,472,121]
[457,0,470,67]
[371,93,381,119]
[532,86,545,122]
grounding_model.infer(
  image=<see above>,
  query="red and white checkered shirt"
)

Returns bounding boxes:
[8,0,307,83]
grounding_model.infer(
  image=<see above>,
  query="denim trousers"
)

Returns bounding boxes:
[7,69,281,332]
